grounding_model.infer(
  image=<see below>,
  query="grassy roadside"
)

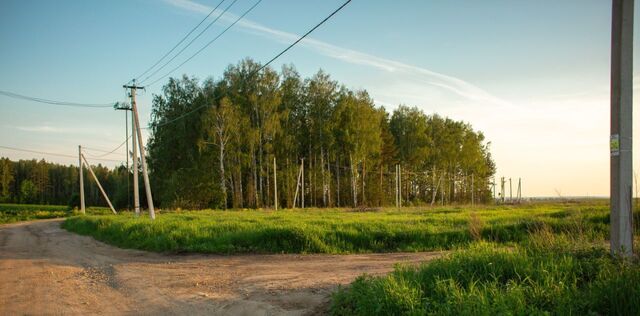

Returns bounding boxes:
[62,202,612,254]
[0,204,110,224]
[330,230,640,315]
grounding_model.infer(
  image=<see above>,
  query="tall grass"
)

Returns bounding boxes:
[62,203,616,254]
[0,203,111,224]
[330,230,640,315]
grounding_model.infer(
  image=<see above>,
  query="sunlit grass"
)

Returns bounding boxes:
[62,201,616,254]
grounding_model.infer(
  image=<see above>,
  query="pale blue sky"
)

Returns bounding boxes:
[0,0,636,196]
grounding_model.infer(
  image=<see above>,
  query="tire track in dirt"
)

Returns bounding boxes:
[0,219,443,315]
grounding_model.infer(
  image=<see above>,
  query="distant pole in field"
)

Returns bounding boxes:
[471,174,475,207]
[124,81,155,219]
[81,154,117,215]
[399,165,402,207]
[517,178,522,202]
[274,157,278,210]
[492,179,496,202]
[395,164,399,208]
[301,158,305,209]
[500,177,505,204]
[78,145,85,214]
[293,160,302,208]
[610,0,634,257]
[509,178,512,202]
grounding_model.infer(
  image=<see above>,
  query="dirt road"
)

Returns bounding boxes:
[0,219,441,315]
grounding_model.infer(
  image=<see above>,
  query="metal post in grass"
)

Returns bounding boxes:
[610,0,634,258]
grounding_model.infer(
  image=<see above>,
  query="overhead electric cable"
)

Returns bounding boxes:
[145,0,349,129]
[139,0,239,84]
[0,90,115,108]
[145,0,263,87]
[252,0,351,75]
[83,135,132,158]
[134,0,227,82]
[0,145,123,162]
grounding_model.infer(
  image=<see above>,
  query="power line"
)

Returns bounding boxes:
[0,89,115,108]
[252,0,351,75]
[0,145,123,163]
[147,103,211,129]
[145,0,350,128]
[83,135,132,158]
[134,0,227,82]
[139,0,239,85]
[145,0,263,87]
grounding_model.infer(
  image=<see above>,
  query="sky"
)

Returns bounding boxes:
[0,0,637,197]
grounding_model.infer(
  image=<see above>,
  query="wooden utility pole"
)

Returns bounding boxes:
[78,145,85,214]
[81,154,117,215]
[124,81,155,219]
[274,157,278,210]
[610,0,634,257]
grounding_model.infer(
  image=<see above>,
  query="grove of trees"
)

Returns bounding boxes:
[0,157,134,208]
[147,58,496,209]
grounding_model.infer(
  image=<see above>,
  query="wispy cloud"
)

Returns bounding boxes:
[163,0,509,107]
[15,125,71,133]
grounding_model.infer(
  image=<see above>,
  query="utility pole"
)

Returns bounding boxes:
[132,101,139,217]
[114,102,132,212]
[274,157,278,211]
[301,158,305,208]
[78,145,85,214]
[610,0,634,257]
[124,80,155,219]
[509,178,512,202]
[471,174,474,207]
[395,164,399,208]
[399,165,402,207]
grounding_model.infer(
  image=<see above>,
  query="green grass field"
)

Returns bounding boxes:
[330,234,640,315]
[0,203,111,224]
[61,201,616,254]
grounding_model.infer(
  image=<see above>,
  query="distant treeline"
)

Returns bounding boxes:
[147,58,496,209]
[0,157,135,208]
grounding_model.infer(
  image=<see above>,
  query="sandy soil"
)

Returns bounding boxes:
[0,219,442,315]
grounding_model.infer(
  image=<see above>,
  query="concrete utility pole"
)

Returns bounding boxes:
[610,0,634,257]
[114,102,132,212]
[132,101,139,217]
[274,157,278,210]
[301,158,305,208]
[124,81,155,219]
[78,145,85,214]
[81,154,117,215]
[395,164,399,208]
